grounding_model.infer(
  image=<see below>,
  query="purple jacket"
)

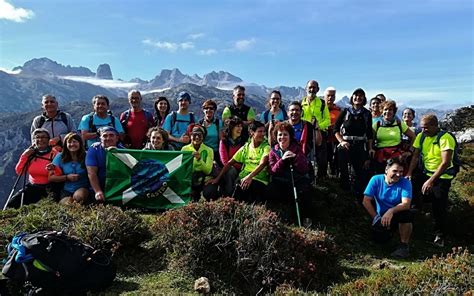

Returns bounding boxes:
[269,142,309,178]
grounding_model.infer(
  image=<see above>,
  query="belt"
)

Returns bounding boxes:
[342,136,366,141]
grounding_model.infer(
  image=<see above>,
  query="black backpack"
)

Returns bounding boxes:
[2,231,116,294]
[88,111,116,133]
[419,130,462,177]
[37,111,68,128]
[340,108,371,137]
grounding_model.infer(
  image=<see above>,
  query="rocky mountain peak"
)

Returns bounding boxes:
[20,57,94,77]
[96,64,113,80]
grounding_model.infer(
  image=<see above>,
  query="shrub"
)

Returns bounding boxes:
[0,199,150,258]
[150,197,339,294]
[330,247,473,295]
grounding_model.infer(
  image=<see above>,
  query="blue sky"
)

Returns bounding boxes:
[0,0,472,107]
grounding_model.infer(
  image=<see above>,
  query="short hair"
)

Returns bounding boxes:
[386,157,404,169]
[370,97,381,105]
[224,116,243,138]
[128,90,142,100]
[42,94,56,102]
[31,128,50,141]
[421,114,438,127]
[350,88,367,106]
[376,93,386,101]
[202,99,217,110]
[146,127,169,143]
[324,87,336,95]
[403,108,416,118]
[381,100,397,113]
[288,101,302,110]
[272,121,295,144]
[306,80,319,88]
[92,94,109,106]
[248,120,265,133]
[233,85,245,93]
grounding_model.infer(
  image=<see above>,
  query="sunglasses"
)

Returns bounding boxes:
[203,107,215,111]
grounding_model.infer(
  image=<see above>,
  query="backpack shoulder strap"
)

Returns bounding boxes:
[263,110,270,123]
[58,111,68,126]
[320,98,326,113]
[88,112,96,131]
[38,114,46,128]
[171,111,177,127]
[110,114,116,128]
[189,112,195,124]
[120,109,130,127]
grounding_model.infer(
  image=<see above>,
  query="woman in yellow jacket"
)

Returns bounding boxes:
[181,124,218,201]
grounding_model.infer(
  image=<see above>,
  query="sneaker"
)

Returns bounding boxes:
[391,244,410,259]
[433,235,445,247]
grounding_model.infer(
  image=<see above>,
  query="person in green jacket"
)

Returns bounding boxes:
[181,124,218,201]
[301,80,331,180]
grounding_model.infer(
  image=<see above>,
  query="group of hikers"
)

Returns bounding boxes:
[7,79,459,258]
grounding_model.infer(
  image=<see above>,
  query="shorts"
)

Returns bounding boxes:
[372,210,414,243]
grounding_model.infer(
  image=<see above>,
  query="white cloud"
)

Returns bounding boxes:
[198,49,218,56]
[188,33,205,40]
[142,39,194,52]
[61,76,139,89]
[0,67,21,74]
[234,38,256,51]
[180,42,195,49]
[0,0,34,22]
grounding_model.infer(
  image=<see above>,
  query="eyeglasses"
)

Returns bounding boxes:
[191,133,203,137]
[203,107,215,111]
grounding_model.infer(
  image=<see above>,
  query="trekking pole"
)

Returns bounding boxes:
[289,164,302,227]
[311,118,318,184]
[3,154,32,210]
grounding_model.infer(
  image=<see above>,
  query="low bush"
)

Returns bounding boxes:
[330,247,473,295]
[0,199,150,257]
[150,197,340,294]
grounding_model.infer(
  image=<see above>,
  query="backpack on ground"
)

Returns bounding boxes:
[419,130,462,177]
[37,111,68,129]
[2,231,116,294]
[88,111,116,133]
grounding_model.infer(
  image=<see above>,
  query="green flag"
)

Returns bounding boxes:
[105,149,193,209]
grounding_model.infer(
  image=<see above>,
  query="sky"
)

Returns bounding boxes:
[0,0,473,107]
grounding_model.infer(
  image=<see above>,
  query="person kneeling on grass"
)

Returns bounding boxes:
[208,121,270,203]
[362,158,413,258]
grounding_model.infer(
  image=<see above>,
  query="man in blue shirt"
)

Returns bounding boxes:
[162,92,195,149]
[363,158,413,258]
[78,95,124,148]
[86,126,122,202]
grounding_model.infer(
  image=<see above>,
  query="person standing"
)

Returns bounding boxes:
[30,94,76,149]
[78,95,124,148]
[120,90,155,149]
[301,80,330,180]
[162,92,195,150]
[222,85,256,141]
[407,114,456,247]
[324,87,341,177]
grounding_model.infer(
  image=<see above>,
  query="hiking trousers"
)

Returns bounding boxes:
[418,174,452,237]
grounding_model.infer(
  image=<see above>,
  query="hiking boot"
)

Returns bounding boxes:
[391,244,409,259]
[433,235,445,247]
